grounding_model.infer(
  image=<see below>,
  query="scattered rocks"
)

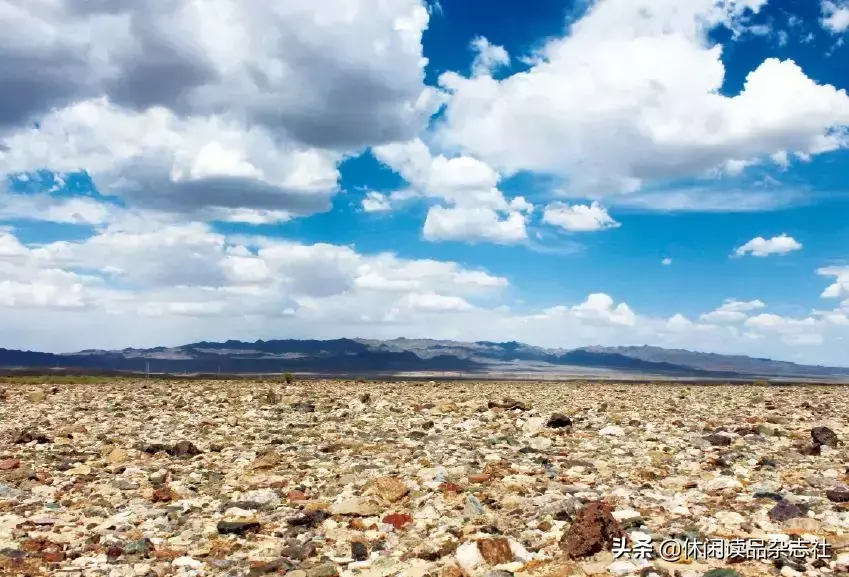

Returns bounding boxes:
[0,379,846,577]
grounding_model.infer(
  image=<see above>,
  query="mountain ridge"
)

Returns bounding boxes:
[1,339,847,379]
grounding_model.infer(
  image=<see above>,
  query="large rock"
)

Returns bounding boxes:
[330,496,381,516]
[768,501,809,522]
[368,477,409,503]
[559,501,624,559]
[811,426,838,448]
[476,538,513,565]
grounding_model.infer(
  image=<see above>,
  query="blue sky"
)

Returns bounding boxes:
[2,0,849,364]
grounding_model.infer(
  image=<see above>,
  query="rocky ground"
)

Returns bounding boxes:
[0,379,848,577]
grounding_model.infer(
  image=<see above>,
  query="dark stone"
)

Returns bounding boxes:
[220,500,264,512]
[704,434,732,447]
[170,441,201,458]
[292,402,316,413]
[488,398,529,411]
[702,570,742,577]
[351,541,368,561]
[768,501,809,522]
[826,488,849,503]
[124,538,153,556]
[753,491,784,501]
[217,520,261,535]
[12,429,50,444]
[138,443,172,454]
[559,500,624,558]
[0,548,25,559]
[546,413,572,428]
[757,458,778,469]
[106,545,123,561]
[800,443,821,456]
[288,511,328,528]
[249,558,294,576]
[359,393,371,404]
[811,426,838,448]
[280,542,316,561]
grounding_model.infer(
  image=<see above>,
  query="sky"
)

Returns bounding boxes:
[1,0,849,364]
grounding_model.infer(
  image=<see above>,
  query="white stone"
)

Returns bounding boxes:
[522,417,545,436]
[455,541,484,574]
[703,477,742,492]
[599,426,624,436]
[612,509,641,522]
[243,488,280,508]
[607,560,637,576]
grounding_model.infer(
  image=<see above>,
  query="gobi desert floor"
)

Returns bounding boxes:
[0,380,848,577]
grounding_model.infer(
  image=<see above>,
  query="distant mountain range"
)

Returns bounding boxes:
[1,338,847,380]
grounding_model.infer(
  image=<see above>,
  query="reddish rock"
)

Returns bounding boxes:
[477,537,513,565]
[152,486,176,503]
[559,501,624,559]
[20,539,45,553]
[41,550,65,563]
[152,548,181,561]
[287,490,308,501]
[439,482,460,493]
[0,459,20,470]
[441,563,466,577]
[382,513,413,530]
[468,474,491,484]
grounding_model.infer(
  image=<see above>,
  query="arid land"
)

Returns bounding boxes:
[0,379,847,577]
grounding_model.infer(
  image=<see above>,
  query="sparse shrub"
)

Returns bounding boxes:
[356,377,366,384]
[283,372,294,384]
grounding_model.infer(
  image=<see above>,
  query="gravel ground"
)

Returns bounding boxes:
[0,380,848,577]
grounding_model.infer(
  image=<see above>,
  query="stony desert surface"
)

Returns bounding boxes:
[0,379,848,577]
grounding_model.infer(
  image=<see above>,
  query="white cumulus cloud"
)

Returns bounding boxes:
[542,202,620,232]
[734,234,803,257]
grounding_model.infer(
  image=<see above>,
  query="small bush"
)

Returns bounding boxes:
[283,372,294,384]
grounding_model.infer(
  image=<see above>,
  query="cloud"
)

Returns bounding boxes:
[0,0,438,149]
[822,1,849,33]
[470,37,510,77]
[604,187,805,213]
[435,0,849,195]
[662,258,673,266]
[733,234,803,257]
[372,138,532,242]
[362,192,392,213]
[0,0,443,222]
[700,298,766,323]
[542,202,620,232]
[423,206,527,244]
[3,221,849,364]
[818,265,849,299]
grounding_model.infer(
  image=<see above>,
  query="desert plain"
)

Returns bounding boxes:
[0,378,848,577]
